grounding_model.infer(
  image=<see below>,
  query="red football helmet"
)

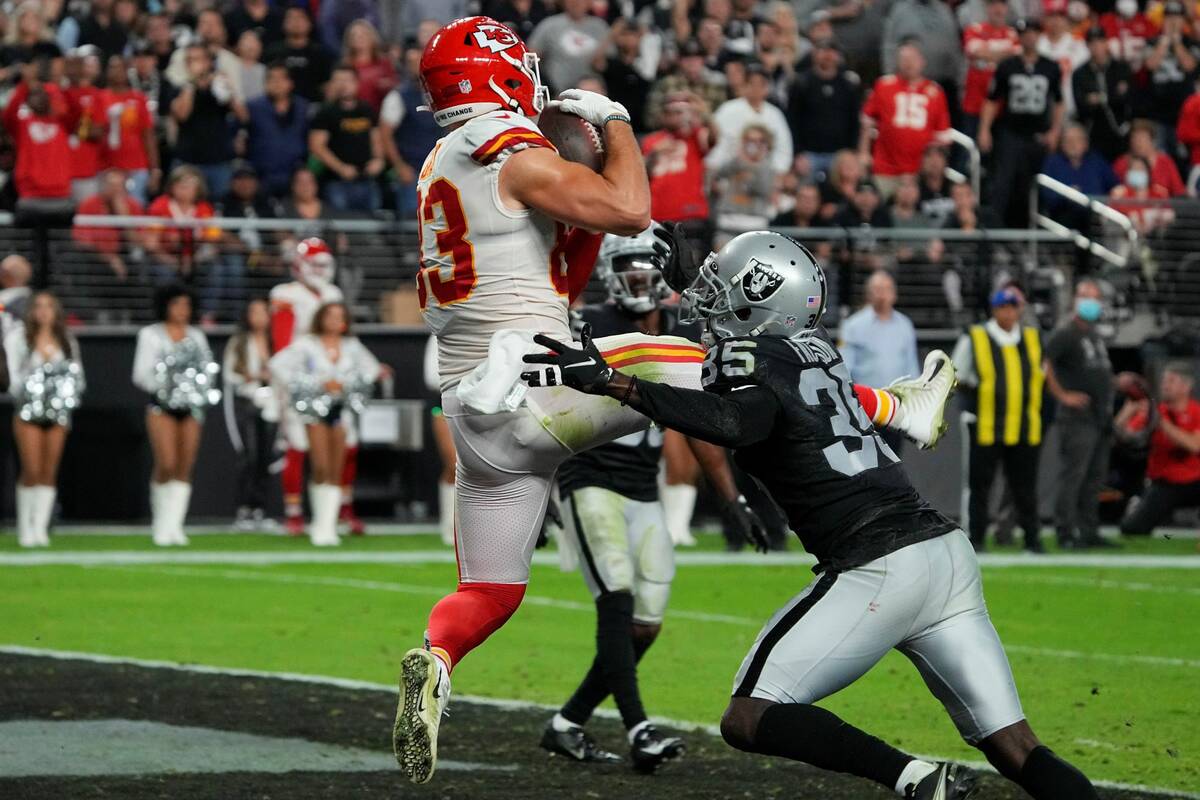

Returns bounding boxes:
[291,237,336,286]
[419,16,548,127]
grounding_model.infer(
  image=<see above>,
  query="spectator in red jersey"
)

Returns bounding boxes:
[642,91,714,251]
[1116,362,1200,536]
[1099,0,1159,72]
[144,166,221,285]
[1176,77,1200,193]
[72,168,145,280]
[1114,120,1186,196]
[342,20,396,115]
[1110,153,1175,233]
[103,55,160,205]
[961,0,1019,138]
[2,76,72,201]
[858,40,951,201]
[64,47,109,202]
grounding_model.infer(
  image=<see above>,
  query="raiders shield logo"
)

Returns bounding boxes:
[741,259,784,302]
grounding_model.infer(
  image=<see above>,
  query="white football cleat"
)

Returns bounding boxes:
[393,647,451,784]
[886,350,958,450]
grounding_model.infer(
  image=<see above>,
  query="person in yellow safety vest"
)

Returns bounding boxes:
[951,287,1046,552]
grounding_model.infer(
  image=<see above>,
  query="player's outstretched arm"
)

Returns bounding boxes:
[521,328,779,449]
[500,101,650,235]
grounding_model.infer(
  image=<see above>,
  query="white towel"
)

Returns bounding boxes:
[455,329,541,414]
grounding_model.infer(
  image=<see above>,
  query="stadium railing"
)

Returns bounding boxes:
[0,210,1179,333]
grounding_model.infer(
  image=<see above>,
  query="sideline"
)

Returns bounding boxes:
[0,645,1194,800]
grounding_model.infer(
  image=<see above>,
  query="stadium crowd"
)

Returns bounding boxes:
[2,0,1200,250]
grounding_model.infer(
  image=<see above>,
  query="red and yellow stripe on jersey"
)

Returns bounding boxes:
[470,130,556,165]
[602,340,706,370]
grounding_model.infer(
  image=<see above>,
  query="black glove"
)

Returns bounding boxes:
[721,495,770,554]
[651,221,703,293]
[522,324,614,394]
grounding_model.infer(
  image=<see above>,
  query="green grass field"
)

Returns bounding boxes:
[2,531,1197,795]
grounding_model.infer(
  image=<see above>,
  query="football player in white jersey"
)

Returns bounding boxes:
[268,239,365,536]
[393,16,958,785]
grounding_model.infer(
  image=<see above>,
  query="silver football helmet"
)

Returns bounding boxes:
[596,227,672,314]
[681,230,827,341]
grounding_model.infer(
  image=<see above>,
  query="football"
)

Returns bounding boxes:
[538,106,605,172]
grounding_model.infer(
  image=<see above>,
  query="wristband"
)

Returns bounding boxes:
[620,375,638,406]
[603,113,632,127]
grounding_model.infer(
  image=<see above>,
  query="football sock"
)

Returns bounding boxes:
[282,448,305,518]
[551,713,578,733]
[753,703,912,791]
[854,385,897,428]
[561,622,655,726]
[560,591,646,731]
[1019,746,1099,799]
[426,581,526,672]
[15,485,34,547]
[895,759,938,795]
[661,483,698,545]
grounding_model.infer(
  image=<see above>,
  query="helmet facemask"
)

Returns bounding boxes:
[607,253,671,314]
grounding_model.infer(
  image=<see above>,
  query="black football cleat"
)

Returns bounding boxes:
[630,724,685,773]
[905,762,978,800]
[539,722,622,764]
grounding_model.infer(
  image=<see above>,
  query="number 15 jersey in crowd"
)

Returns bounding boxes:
[416,110,570,392]
[697,331,955,571]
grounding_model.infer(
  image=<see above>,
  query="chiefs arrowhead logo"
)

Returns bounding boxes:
[741,258,784,303]
[472,23,520,54]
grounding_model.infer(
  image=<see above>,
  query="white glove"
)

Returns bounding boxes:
[552,88,631,128]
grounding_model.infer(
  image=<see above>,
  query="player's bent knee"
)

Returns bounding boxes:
[720,697,772,752]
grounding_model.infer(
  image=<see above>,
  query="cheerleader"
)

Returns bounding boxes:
[222,298,277,530]
[270,302,380,546]
[132,285,216,546]
[5,292,83,547]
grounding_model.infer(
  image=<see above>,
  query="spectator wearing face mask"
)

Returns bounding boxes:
[1110,154,1176,233]
[1113,119,1186,196]
[1042,279,1115,549]
[1099,0,1159,73]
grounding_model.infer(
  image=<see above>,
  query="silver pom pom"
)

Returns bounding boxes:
[154,338,222,416]
[20,361,86,426]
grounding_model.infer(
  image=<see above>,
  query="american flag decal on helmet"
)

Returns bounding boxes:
[806,295,820,307]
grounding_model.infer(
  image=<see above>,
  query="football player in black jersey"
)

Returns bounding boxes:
[542,227,769,771]
[524,229,1098,800]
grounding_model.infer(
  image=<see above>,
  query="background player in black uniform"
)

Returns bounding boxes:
[525,230,1098,800]
[541,228,768,771]
[979,18,1064,228]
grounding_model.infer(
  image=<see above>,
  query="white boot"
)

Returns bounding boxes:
[661,483,698,546]
[15,485,35,548]
[167,481,191,546]
[150,482,172,546]
[886,350,958,450]
[438,481,456,546]
[309,483,340,546]
[31,486,56,547]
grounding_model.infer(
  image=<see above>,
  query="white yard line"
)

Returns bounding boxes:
[4,549,1200,569]
[987,573,1200,596]
[0,645,1194,800]
[89,565,1200,670]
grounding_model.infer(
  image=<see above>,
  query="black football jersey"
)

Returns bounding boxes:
[703,330,956,570]
[557,303,702,503]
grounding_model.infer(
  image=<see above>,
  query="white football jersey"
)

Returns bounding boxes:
[417,110,570,391]
[269,280,344,350]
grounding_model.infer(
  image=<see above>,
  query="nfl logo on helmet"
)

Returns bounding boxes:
[458,79,473,94]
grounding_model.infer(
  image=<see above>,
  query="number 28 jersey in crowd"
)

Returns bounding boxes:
[703,331,955,571]
[417,109,571,392]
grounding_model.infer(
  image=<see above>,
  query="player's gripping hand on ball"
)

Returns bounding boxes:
[522,324,614,393]
[551,89,631,128]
